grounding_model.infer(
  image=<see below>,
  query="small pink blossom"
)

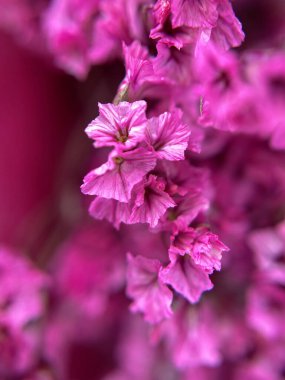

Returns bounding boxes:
[247,284,285,340]
[153,42,195,85]
[145,109,191,161]
[81,147,157,202]
[0,247,49,376]
[170,226,229,273]
[248,222,285,285]
[128,175,176,227]
[150,17,197,49]
[85,101,147,148]
[89,197,131,229]
[126,254,173,323]
[117,41,171,101]
[54,224,125,318]
[211,0,245,49]
[159,255,213,303]
[43,0,100,78]
[157,191,210,232]
[157,304,222,369]
[171,0,218,30]
[89,176,176,228]
[153,0,171,25]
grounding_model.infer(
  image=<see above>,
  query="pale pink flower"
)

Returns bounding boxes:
[171,0,218,29]
[0,247,49,376]
[169,226,228,273]
[81,147,157,202]
[117,41,171,101]
[248,221,285,285]
[157,191,210,232]
[89,197,131,229]
[159,255,213,303]
[150,17,197,49]
[126,254,173,323]
[157,304,222,369]
[128,175,176,227]
[247,284,285,340]
[153,0,171,25]
[211,0,245,49]
[152,41,195,85]
[145,109,191,161]
[85,101,147,148]
[54,224,125,318]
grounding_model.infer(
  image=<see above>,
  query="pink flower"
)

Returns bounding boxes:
[89,174,175,228]
[157,191,210,232]
[171,0,218,30]
[85,101,147,148]
[117,41,171,101]
[0,247,49,329]
[0,326,42,377]
[81,147,157,202]
[150,17,197,49]
[247,284,285,340]
[211,0,245,50]
[90,0,150,64]
[169,226,229,273]
[153,0,171,25]
[89,197,131,229]
[159,255,213,303]
[0,247,49,376]
[145,109,191,161]
[153,41,195,85]
[248,222,285,285]
[117,41,154,101]
[157,304,222,369]
[126,254,173,324]
[170,0,244,50]
[128,175,176,227]
[43,0,100,78]
[248,52,285,148]
[155,160,207,196]
[54,223,125,318]
[196,45,270,135]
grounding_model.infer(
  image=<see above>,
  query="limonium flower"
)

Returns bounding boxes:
[1,0,285,378]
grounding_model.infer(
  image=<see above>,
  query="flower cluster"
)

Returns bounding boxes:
[1,0,285,379]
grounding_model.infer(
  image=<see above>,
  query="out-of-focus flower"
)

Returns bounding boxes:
[0,247,49,377]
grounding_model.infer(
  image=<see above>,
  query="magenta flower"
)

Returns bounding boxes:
[150,16,197,49]
[211,0,245,49]
[171,0,218,29]
[170,0,244,49]
[145,109,191,161]
[126,254,173,324]
[153,41,195,85]
[153,0,171,25]
[89,197,131,229]
[85,101,148,148]
[128,175,176,227]
[158,305,222,369]
[81,147,157,202]
[247,284,285,340]
[157,190,210,232]
[117,41,171,102]
[54,224,125,318]
[248,222,285,285]
[0,247,48,376]
[169,226,229,273]
[43,0,100,78]
[159,254,213,303]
